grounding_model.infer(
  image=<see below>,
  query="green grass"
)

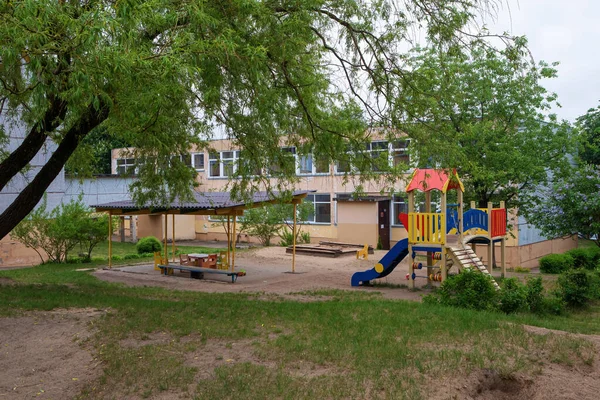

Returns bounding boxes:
[91,240,225,260]
[0,263,599,399]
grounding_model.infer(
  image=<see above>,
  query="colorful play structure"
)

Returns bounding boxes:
[351,168,507,289]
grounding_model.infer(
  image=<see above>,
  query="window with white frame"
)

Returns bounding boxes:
[392,139,410,166]
[209,151,241,178]
[192,153,205,170]
[116,158,135,175]
[305,193,331,223]
[367,140,389,171]
[269,147,296,175]
[391,195,408,226]
[297,153,330,175]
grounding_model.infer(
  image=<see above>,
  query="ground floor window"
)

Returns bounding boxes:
[392,195,408,226]
[305,193,331,223]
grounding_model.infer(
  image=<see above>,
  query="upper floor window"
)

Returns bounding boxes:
[392,139,410,166]
[209,151,241,178]
[298,154,330,175]
[192,153,205,170]
[116,158,135,175]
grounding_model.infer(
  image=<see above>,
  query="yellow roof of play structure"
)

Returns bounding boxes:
[406,168,464,193]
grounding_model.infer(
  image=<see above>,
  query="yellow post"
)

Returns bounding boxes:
[108,211,113,269]
[292,201,297,273]
[441,248,447,281]
[425,192,432,280]
[227,215,231,265]
[164,213,168,265]
[172,214,176,262]
[457,190,464,238]
[501,238,506,278]
[231,213,237,272]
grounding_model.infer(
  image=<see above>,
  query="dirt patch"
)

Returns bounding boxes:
[93,246,427,302]
[522,324,600,347]
[0,308,106,399]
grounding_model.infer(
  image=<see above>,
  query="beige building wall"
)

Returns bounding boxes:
[136,214,196,241]
[0,235,45,268]
[337,202,378,247]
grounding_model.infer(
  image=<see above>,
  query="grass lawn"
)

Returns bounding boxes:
[91,240,227,259]
[1,262,599,399]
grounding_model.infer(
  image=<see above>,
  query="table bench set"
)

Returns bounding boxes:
[157,252,245,283]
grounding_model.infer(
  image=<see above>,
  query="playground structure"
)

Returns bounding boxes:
[351,169,507,288]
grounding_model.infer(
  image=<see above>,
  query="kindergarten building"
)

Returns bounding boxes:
[109,137,577,268]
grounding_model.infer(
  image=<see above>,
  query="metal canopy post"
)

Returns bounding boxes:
[231,213,237,272]
[164,213,168,265]
[108,211,113,269]
[292,200,298,273]
[172,214,176,262]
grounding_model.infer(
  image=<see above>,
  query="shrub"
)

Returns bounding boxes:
[300,232,311,244]
[513,266,530,273]
[525,277,545,314]
[123,254,141,260]
[278,229,311,247]
[558,269,592,308]
[136,236,162,254]
[111,255,123,261]
[565,248,595,270]
[435,270,499,311]
[539,253,574,274]
[540,294,565,315]
[141,252,155,258]
[499,278,528,314]
[66,257,84,264]
[91,256,106,262]
[12,197,112,263]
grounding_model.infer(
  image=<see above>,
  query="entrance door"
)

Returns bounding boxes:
[378,200,391,250]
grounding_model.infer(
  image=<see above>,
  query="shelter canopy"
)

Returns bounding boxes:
[405,169,464,194]
[92,190,313,215]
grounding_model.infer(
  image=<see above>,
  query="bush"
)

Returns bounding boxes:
[111,255,123,261]
[565,248,595,270]
[123,254,141,260]
[558,269,592,308]
[91,256,106,262]
[499,278,528,314]
[141,252,155,258]
[541,294,566,315]
[66,257,84,264]
[278,229,311,247]
[136,236,162,254]
[300,232,311,244]
[435,270,499,311]
[525,277,545,314]
[539,253,574,274]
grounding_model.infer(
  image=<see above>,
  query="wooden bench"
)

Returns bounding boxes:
[158,264,244,283]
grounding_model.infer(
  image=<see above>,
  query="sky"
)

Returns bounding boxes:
[488,0,600,122]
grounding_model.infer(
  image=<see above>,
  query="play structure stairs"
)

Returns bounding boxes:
[447,243,500,290]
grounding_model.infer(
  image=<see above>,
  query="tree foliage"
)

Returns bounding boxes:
[576,103,600,166]
[0,0,551,239]
[240,202,313,246]
[396,39,571,210]
[12,197,111,263]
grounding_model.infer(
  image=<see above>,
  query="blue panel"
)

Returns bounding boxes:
[463,209,488,231]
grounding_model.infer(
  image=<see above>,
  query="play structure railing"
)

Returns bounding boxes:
[408,212,446,245]
[462,209,488,232]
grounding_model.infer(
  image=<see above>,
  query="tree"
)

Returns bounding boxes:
[576,103,600,166]
[12,197,111,263]
[0,0,527,239]
[395,39,572,211]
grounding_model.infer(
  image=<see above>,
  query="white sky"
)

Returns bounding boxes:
[488,0,600,122]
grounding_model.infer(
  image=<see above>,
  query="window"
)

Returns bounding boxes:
[298,154,313,174]
[208,150,242,177]
[392,195,408,226]
[367,140,389,172]
[392,139,410,166]
[270,147,296,175]
[116,158,135,175]
[192,153,205,170]
[297,154,330,175]
[305,194,331,223]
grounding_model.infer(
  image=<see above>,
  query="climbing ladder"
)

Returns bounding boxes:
[447,241,500,290]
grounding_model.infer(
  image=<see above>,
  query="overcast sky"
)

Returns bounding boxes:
[488,0,600,122]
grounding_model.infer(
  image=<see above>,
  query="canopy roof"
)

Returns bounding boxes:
[405,168,464,193]
[93,190,313,215]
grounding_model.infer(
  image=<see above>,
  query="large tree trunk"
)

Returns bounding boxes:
[0,106,107,239]
[0,98,66,192]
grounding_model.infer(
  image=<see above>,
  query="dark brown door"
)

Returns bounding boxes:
[378,200,391,250]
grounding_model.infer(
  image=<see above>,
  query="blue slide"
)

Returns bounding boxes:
[351,238,409,286]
